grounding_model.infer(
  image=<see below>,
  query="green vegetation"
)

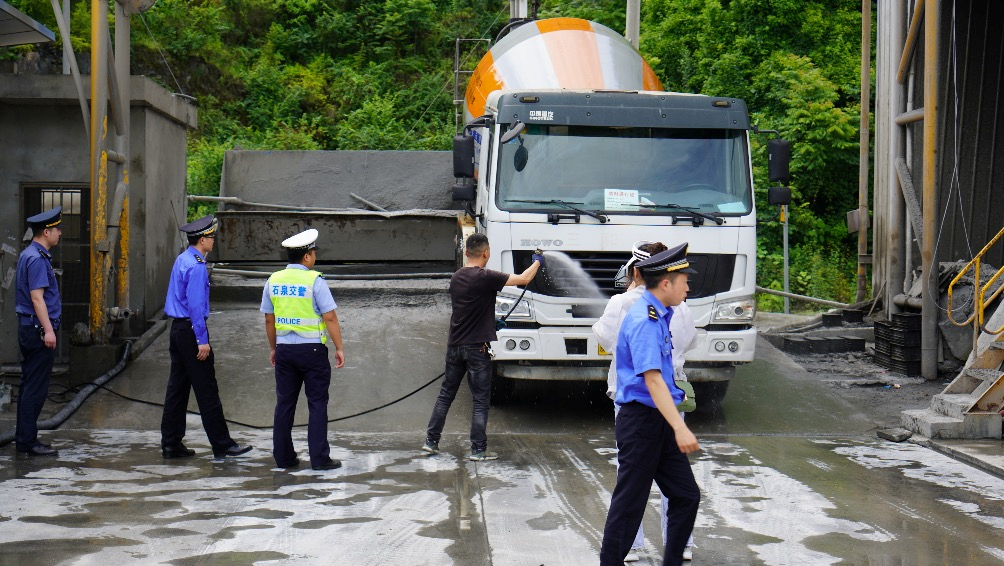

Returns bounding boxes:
[5,0,872,308]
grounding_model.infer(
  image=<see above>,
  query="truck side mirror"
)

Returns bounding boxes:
[452,183,476,202]
[767,138,791,183]
[767,186,792,206]
[453,135,475,178]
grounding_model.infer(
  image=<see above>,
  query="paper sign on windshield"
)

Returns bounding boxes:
[604,189,639,210]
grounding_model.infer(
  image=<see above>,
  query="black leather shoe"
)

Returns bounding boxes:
[214,444,253,458]
[19,444,58,457]
[162,444,196,459]
[278,457,300,469]
[311,458,342,471]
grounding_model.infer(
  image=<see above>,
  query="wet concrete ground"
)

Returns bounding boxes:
[1,283,1003,565]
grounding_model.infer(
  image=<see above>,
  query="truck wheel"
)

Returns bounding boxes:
[693,381,730,408]
[491,375,516,404]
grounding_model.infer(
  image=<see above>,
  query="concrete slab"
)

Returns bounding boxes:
[3,288,1004,565]
[920,438,1004,480]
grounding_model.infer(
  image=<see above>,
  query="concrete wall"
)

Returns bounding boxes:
[0,75,195,364]
[220,150,459,211]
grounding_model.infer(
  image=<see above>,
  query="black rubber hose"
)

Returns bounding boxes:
[0,341,133,447]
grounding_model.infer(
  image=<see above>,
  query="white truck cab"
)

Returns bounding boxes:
[453,88,790,404]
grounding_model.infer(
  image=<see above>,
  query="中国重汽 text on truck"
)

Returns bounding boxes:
[450,17,791,405]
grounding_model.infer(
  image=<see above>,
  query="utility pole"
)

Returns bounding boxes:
[856,0,871,303]
[626,0,640,48]
[510,0,527,19]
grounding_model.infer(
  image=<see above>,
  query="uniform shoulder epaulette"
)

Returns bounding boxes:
[191,251,205,264]
[648,305,658,320]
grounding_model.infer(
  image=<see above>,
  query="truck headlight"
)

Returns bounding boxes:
[712,298,755,322]
[495,296,531,318]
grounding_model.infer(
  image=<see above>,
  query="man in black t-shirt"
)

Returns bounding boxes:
[422,233,541,461]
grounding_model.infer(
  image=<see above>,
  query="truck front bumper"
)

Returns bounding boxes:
[491,325,757,381]
[688,326,757,363]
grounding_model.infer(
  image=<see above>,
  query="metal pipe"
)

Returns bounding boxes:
[0,343,132,447]
[857,0,871,303]
[349,193,389,212]
[755,286,850,308]
[921,0,940,379]
[48,0,89,138]
[894,157,924,242]
[90,0,110,345]
[104,31,125,138]
[187,195,357,213]
[783,205,789,313]
[897,0,925,84]
[212,267,453,280]
[61,0,70,74]
[884,0,906,317]
[904,46,917,303]
[895,107,925,125]
[625,0,640,48]
[893,293,924,310]
[114,1,131,313]
[105,150,126,164]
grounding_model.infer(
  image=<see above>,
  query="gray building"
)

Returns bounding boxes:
[0,74,196,365]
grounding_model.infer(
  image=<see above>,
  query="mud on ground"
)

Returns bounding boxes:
[786,349,949,429]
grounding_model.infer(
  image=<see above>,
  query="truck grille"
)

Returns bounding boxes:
[514,251,736,299]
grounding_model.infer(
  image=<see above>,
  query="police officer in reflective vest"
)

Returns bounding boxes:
[261,228,345,471]
[13,206,63,457]
[161,215,252,460]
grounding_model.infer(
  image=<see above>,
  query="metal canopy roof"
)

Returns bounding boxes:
[0,0,55,47]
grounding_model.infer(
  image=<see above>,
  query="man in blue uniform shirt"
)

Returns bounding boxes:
[599,243,702,566]
[13,206,63,457]
[261,228,345,471]
[160,214,252,459]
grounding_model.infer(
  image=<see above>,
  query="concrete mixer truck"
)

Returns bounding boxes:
[451,15,790,405]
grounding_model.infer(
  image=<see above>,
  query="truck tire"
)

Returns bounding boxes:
[491,374,516,404]
[693,380,730,408]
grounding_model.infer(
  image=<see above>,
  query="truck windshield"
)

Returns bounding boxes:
[495,125,752,216]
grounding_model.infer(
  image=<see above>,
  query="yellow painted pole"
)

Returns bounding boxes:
[90,0,109,344]
[921,0,939,379]
[117,195,130,308]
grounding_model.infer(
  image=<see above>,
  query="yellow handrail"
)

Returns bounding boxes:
[946,225,1004,344]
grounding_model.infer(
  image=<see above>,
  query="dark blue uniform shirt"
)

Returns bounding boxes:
[15,241,61,322]
[165,247,211,344]
[614,290,685,408]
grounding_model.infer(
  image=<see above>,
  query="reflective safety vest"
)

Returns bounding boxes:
[268,268,326,343]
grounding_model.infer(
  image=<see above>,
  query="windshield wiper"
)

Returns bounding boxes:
[636,203,725,225]
[508,199,609,223]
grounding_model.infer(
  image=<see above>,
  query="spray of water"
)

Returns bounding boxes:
[538,251,606,299]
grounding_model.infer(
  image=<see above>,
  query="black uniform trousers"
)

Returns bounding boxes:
[600,401,701,566]
[273,343,331,468]
[161,318,235,452]
[16,325,55,451]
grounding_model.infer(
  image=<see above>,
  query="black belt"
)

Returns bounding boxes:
[17,313,59,328]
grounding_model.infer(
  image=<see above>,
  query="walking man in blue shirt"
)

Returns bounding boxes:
[14,206,63,457]
[161,215,252,460]
[599,243,702,566]
[261,228,345,471]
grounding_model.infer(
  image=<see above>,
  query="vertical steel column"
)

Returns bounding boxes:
[114,1,130,313]
[49,0,89,137]
[61,0,70,74]
[625,0,640,48]
[89,0,109,343]
[857,0,872,303]
[921,0,940,379]
[882,0,906,315]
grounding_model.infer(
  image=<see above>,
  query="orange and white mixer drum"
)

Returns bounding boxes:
[463,18,664,123]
